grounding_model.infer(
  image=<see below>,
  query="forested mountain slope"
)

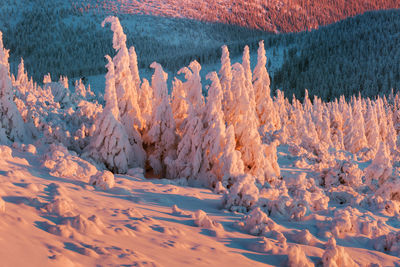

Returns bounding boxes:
[74,0,399,32]
[272,9,400,100]
[0,0,276,82]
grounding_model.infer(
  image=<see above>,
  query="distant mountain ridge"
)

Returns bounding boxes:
[73,0,400,32]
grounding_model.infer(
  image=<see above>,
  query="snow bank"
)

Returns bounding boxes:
[374,231,400,256]
[45,196,75,217]
[321,237,358,267]
[42,144,97,181]
[287,245,314,267]
[192,210,223,231]
[89,170,115,190]
[223,174,259,212]
[239,207,278,236]
[0,196,5,212]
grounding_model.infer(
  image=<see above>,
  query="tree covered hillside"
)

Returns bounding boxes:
[74,0,399,32]
[0,0,275,82]
[273,9,400,100]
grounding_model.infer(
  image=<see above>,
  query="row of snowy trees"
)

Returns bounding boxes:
[82,17,281,188]
[1,16,400,193]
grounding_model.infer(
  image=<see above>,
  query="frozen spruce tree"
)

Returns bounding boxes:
[129,46,141,94]
[0,32,28,144]
[87,56,144,173]
[171,77,188,134]
[201,72,244,187]
[229,63,279,184]
[173,61,205,183]
[253,40,280,132]
[365,141,393,189]
[177,60,204,111]
[242,46,252,86]
[346,99,368,154]
[138,78,153,134]
[365,101,380,153]
[146,62,178,178]
[219,45,233,122]
[102,16,144,138]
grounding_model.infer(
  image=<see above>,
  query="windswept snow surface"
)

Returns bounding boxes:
[0,144,399,266]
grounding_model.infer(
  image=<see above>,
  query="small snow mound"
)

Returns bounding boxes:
[63,214,102,235]
[48,183,68,196]
[45,196,75,217]
[88,214,105,229]
[171,204,190,216]
[214,181,228,194]
[322,237,358,267]
[23,144,37,154]
[292,229,315,246]
[0,197,5,212]
[89,171,115,190]
[223,174,259,212]
[374,231,400,256]
[0,145,12,157]
[127,168,145,179]
[322,160,363,188]
[125,207,143,219]
[241,207,278,236]
[287,245,314,267]
[192,210,223,231]
[43,144,97,181]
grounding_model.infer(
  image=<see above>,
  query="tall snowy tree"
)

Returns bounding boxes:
[365,100,380,153]
[102,16,144,141]
[172,61,205,183]
[177,60,204,111]
[346,99,368,153]
[171,77,188,135]
[138,78,153,134]
[200,72,244,187]
[146,62,178,178]
[0,32,28,144]
[253,40,279,132]
[86,56,144,173]
[129,46,141,94]
[229,63,279,184]
[219,45,233,122]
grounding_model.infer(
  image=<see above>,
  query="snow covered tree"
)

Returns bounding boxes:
[229,63,279,184]
[200,72,244,187]
[219,45,233,122]
[242,46,252,86]
[86,56,144,173]
[146,62,178,178]
[138,78,153,134]
[171,77,188,134]
[177,60,204,112]
[365,101,380,153]
[172,61,206,183]
[0,32,28,144]
[347,99,368,154]
[365,141,392,189]
[329,101,345,151]
[253,40,279,132]
[129,46,141,94]
[102,16,144,139]
[173,103,204,182]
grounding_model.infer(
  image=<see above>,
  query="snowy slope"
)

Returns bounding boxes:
[1,144,399,266]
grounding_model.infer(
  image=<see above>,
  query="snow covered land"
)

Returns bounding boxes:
[1,15,400,266]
